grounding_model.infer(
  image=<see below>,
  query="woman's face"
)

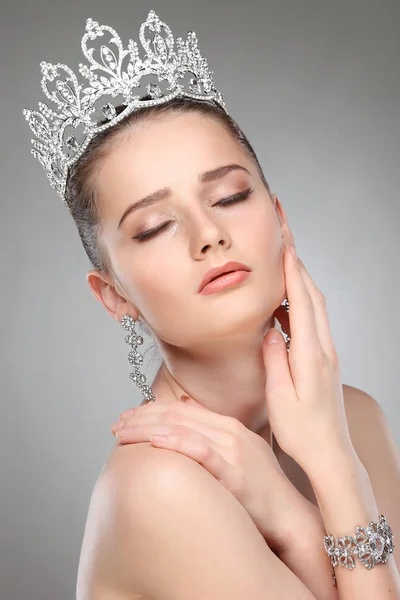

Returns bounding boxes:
[93,111,287,349]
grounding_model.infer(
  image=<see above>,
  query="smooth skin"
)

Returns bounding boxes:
[108,249,345,564]
[79,248,346,598]
[79,442,320,600]
[77,112,400,599]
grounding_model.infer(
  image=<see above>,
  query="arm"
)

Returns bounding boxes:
[90,443,318,600]
[342,386,400,567]
[262,247,400,599]
[311,452,400,598]
[306,390,400,599]
[271,498,340,600]
[277,386,400,598]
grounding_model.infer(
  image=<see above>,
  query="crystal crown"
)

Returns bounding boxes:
[22,9,228,208]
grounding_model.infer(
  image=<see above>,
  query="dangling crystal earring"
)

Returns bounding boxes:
[120,315,156,403]
[281,298,291,352]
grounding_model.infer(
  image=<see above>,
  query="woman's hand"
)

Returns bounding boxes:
[111,396,322,554]
[266,244,358,480]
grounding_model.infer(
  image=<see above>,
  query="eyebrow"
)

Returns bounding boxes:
[117,163,251,230]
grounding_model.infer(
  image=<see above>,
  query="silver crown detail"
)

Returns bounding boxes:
[22,9,228,209]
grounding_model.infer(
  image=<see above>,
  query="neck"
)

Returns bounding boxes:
[150,315,276,444]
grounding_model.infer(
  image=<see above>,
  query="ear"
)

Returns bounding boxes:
[270,194,294,248]
[86,270,138,324]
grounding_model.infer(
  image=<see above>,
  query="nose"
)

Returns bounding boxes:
[190,212,232,258]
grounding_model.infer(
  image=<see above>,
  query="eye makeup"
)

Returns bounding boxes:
[132,187,254,242]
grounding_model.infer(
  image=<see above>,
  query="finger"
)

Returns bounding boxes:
[150,427,230,484]
[295,257,338,365]
[284,246,324,362]
[119,408,134,419]
[116,399,235,436]
[115,414,230,446]
[263,328,295,405]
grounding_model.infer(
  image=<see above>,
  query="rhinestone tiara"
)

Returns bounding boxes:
[22,9,228,209]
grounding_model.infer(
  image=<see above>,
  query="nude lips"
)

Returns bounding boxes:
[199,270,250,295]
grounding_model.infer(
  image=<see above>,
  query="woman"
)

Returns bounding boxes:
[23,10,399,600]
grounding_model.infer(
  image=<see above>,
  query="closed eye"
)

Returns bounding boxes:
[213,187,254,208]
[133,187,255,242]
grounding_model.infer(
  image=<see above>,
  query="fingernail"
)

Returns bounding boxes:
[111,420,125,433]
[120,408,133,419]
[266,330,281,345]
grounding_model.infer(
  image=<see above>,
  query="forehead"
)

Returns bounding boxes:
[96,111,251,216]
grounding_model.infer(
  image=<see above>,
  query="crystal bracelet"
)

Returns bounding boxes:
[323,514,395,586]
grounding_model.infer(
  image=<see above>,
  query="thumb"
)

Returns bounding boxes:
[263,329,292,402]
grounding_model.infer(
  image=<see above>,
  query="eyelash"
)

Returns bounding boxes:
[133,187,255,242]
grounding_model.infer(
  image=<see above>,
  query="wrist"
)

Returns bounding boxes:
[305,442,364,491]
[309,452,381,535]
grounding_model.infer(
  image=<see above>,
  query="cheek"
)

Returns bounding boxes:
[250,212,279,252]
[126,255,192,338]
[239,204,285,299]
[235,201,282,264]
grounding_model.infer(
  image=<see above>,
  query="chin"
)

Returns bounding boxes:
[201,297,276,338]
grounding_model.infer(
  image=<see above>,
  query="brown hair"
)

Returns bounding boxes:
[64,96,271,276]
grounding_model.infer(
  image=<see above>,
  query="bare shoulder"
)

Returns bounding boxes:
[342,383,400,469]
[76,442,157,600]
[77,441,316,600]
[342,383,400,568]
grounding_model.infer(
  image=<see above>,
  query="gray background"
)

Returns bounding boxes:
[1,0,399,598]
